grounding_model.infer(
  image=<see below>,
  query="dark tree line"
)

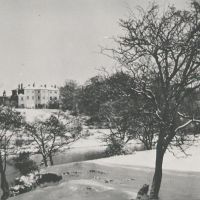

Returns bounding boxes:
[59,72,136,123]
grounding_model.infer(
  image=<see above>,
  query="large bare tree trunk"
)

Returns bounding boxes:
[0,172,9,200]
[0,157,9,200]
[149,142,165,200]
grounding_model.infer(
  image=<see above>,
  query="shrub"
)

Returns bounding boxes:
[15,139,24,147]
[37,173,62,184]
[10,173,38,197]
[13,152,38,175]
[10,172,62,197]
[105,135,126,156]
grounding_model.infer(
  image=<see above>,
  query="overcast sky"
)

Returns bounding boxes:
[0,0,190,94]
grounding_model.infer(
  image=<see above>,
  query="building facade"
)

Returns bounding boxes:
[12,83,59,109]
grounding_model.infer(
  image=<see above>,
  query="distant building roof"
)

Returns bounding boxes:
[23,84,59,91]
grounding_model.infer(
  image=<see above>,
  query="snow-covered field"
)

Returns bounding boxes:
[14,109,200,173]
[10,155,200,200]
[16,108,60,122]
[7,109,200,200]
[89,143,200,172]
[14,109,144,154]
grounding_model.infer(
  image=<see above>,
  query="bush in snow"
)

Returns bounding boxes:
[10,172,62,197]
[10,173,38,197]
[105,134,127,156]
[13,152,38,175]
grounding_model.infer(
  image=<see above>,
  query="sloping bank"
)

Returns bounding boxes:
[9,145,200,200]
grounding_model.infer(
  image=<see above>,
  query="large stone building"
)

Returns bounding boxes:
[12,83,59,108]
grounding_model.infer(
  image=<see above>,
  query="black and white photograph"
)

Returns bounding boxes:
[0,0,200,199]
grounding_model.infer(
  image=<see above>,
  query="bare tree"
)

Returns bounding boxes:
[100,99,135,155]
[135,112,157,150]
[105,2,200,199]
[25,112,82,167]
[0,106,23,200]
[100,97,157,155]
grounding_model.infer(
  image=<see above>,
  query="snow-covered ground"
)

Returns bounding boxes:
[10,156,200,200]
[12,108,200,173]
[16,109,60,122]
[13,109,143,154]
[15,109,200,173]
[89,141,200,172]
[7,109,200,200]
[6,108,200,200]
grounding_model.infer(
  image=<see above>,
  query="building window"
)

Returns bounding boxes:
[27,96,29,100]
[55,91,57,94]
[54,97,57,100]
[50,97,52,100]
[21,97,23,101]
[38,96,40,100]
[32,96,34,100]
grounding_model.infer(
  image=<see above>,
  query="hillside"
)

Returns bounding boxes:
[9,143,200,200]
[6,109,200,200]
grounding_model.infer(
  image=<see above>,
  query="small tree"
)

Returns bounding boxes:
[105,2,200,199]
[100,96,156,155]
[13,152,38,175]
[60,80,79,112]
[79,76,108,124]
[0,106,23,200]
[47,99,60,109]
[25,112,82,167]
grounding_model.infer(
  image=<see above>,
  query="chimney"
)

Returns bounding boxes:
[3,90,6,97]
[33,83,35,87]
[18,84,20,89]
[21,83,23,89]
[44,84,47,88]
